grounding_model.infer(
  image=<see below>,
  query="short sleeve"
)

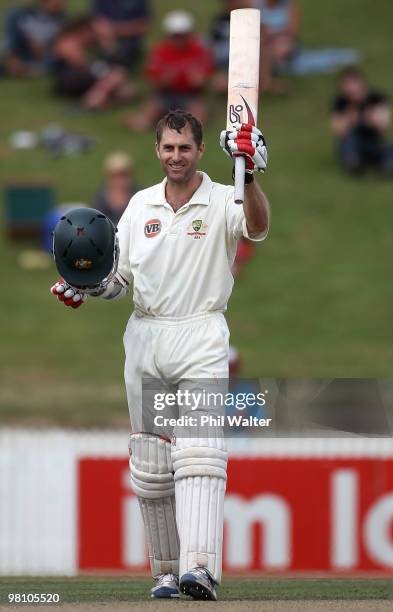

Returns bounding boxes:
[116,198,134,284]
[225,185,269,243]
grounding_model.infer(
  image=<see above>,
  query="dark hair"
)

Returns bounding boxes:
[364,91,389,109]
[339,66,364,82]
[156,109,203,147]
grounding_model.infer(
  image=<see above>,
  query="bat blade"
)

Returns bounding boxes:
[227,8,260,204]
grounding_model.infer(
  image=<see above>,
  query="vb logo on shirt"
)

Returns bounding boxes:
[144,218,161,238]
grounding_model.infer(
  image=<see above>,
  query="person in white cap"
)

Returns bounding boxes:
[125,11,214,131]
[51,109,269,600]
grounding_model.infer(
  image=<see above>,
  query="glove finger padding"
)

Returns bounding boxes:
[227,140,255,157]
[233,122,263,136]
[70,293,85,308]
[252,144,268,170]
[220,123,268,173]
[219,129,232,158]
[50,279,87,308]
[51,281,65,295]
[226,141,267,172]
[227,131,260,144]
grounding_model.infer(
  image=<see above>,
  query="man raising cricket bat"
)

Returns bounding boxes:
[51,10,268,601]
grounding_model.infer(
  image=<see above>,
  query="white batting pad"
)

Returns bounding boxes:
[129,433,179,576]
[172,436,228,582]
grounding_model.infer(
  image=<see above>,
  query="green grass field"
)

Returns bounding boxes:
[0,0,393,426]
[1,577,393,602]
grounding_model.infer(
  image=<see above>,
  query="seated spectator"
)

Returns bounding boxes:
[52,17,135,109]
[91,0,151,70]
[331,67,369,138]
[126,11,214,131]
[331,69,393,176]
[3,0,66,78]
[256,0,300,93]
[209,0,254,93]
[92,152,140,225]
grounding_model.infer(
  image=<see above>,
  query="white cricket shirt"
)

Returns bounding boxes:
[117,171,268,317]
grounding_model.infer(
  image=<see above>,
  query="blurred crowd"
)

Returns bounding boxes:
[1,0,390,147]
[0,0,303,114]
[1,1,392,276]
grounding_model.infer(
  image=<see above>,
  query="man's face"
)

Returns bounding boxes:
[341,75,367,103]
[107,169,131,189]
[156,125,204,183]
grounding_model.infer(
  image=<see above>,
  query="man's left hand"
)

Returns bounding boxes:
[220,123,268,174]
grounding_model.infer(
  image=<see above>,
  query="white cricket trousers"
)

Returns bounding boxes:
[123,310,230,433]
[124,310,229,582]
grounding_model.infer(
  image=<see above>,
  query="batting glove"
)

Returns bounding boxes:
[50,279,87,309]
[220,122,268,177]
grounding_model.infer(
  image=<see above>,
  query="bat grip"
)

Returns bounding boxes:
[234,155,246,204]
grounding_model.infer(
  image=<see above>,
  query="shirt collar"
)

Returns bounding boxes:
[151,171,212,207]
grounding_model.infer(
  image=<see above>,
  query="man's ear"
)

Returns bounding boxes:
[155,142,160,159]
[198,142,205,159]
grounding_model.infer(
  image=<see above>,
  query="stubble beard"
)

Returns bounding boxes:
[164,161,198,185]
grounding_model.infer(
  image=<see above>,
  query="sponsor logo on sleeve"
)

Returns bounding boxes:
[144,218,161,238]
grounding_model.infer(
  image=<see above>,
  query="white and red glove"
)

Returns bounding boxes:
[50,279,87,309]
[220,122,268,179]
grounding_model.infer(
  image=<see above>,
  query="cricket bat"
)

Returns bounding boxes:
[227,8,261,204]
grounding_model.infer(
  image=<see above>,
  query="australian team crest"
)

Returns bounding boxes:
[192,219,202,232]
[187,219,208,239]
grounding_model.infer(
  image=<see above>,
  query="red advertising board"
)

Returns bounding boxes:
[78,457,393,573]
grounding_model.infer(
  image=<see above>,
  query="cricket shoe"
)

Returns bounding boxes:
[150,573,180,599]
[179,567,218,601]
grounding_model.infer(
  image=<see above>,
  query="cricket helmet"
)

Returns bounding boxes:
[52,207,118,288]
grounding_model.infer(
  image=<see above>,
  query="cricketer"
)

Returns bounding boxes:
[51,109,269,600]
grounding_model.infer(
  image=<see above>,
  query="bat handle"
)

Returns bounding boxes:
[234,155,246,204]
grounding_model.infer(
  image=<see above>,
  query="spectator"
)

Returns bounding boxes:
[331,69,393,176]
[256,0,300,92]
[209,0,254,93]
[125,11,214,131]
[92,152,140,225]
[91,0,151,70]
[52,17,135,109]
[3,0,66,78]
[331,67,369,138]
